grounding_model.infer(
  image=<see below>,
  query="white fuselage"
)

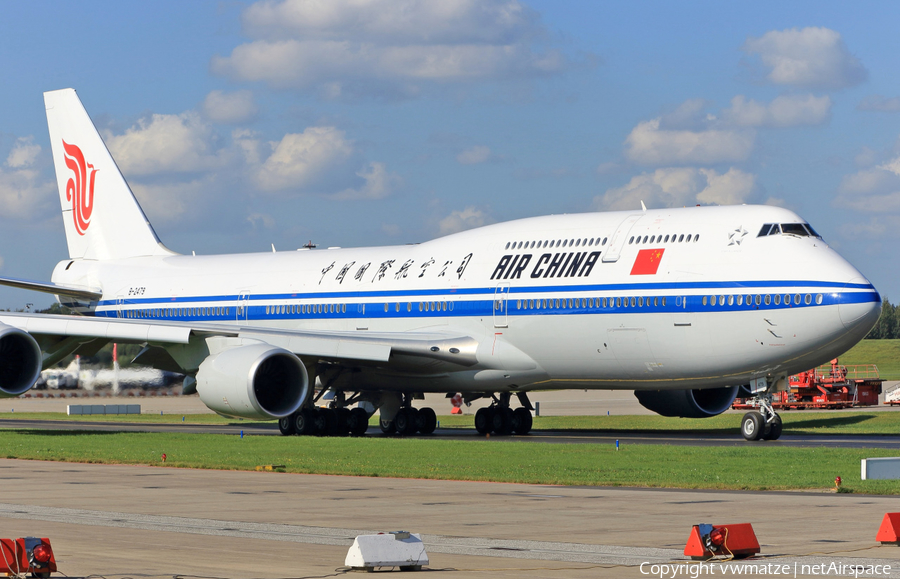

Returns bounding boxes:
[52,204,881,394]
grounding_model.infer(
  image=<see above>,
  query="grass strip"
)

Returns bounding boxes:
[1,430,897,494]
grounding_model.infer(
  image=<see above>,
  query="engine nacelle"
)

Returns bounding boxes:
[634,386,739,418]
[0,323,42,398]
[196,343,308,420]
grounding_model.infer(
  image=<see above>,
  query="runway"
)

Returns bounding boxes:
[3,417,900,448]
[1,459,898,578]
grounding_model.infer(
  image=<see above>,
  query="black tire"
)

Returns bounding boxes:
[278,414,297,436]
[348,408,370,436]
[315,408,336,436]
[513,407,533,435]
[474,407,493,434]
[294,407,317,435]
[491,408,512,435]
[380,415,396,434]
[333,408,351,436]
[396,408,419,435]
[741,411,765,441]
[762,414,783,440]
[418,407,437,434]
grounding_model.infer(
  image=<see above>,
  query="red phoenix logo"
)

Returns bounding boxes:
[62,141,97,236]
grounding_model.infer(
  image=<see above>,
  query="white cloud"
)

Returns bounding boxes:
[741,27,866,90]
[457,145,493,165]
[212,0,577,95]
[201,90,259,124]
[724,94,831,127]
[857,95,900,112]
[332,162,402,200]
[595,167,758,211]
[438,206,491,235]
[624,118,754,165]
[0,137,55,219]
[834,159,900,213]
[105,112,223,175]
[6,137,42,168]
[255,126,355,192]
[247,212,276,229]
[129,178,213,223]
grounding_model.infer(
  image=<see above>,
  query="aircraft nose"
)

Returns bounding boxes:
[838,276,882,331]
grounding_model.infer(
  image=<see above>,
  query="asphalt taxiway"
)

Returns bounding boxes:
[1,459,899,578]
[3,417,900,448]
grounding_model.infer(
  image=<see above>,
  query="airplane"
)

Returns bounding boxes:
[0,88,882,441]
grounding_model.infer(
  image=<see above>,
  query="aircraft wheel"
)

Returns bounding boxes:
[315,408,336,436]
[417,407,437,434]
[491,408,512,435]
[474,407,493,434]
[333,408,351,436]
[741,411,765,441]
[380,416,396,434]
[513,407,533,435]
[294,407,317,435]
[278,414,296,436]
[396,408,419,435]
[348,408,370,436]
[762,414,783,440]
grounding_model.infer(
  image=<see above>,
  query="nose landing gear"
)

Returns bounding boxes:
[741,381,784,441]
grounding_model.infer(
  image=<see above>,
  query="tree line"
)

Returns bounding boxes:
[867,297,899,339]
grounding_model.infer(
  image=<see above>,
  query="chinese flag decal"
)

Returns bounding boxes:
[630,248,665,275]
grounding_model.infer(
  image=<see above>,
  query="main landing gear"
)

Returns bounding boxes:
[741,394,783,441]
[378,406,437,436]
[279,405,371,437]
[474,392,533,436]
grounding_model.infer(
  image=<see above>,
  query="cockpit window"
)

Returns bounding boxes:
[757,222,822,239]
[781,223,809,237]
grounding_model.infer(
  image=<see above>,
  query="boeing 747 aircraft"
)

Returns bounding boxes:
[0,89,882,441]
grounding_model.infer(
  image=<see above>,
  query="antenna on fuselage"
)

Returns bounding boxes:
[640,200,647,212]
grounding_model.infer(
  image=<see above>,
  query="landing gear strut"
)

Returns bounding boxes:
[741,390,783,441]
[474,392,533,436]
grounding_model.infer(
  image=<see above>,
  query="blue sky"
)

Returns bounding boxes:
[2,1,900,310]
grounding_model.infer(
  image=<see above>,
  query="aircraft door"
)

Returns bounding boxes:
[236,291,250,322]
[602,214,643,263]
[493,282,509,328]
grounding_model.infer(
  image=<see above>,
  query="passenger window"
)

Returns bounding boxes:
[602,237,608,245]
[764,295,771,305]
[702,296,708,306]
[737,295,743,306]
[774,294,781,305]
[638,297,644,307]
[755,295,761,306]
[794,294,800,305]
[678,234,684,242]
[662,297,666,306]
[727,295,734,306]
[629,237,634,244]
[719,295,725,306]
[616,297,621,307]
[816,294,823,304]
[804,294,811,305]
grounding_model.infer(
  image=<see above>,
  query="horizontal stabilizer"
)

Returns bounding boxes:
[0,275,102,301]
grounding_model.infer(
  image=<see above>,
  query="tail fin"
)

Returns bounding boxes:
[44,88,175,260]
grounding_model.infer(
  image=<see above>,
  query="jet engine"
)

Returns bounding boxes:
[634,386,739,418]
[196,343,308,420]
[0,323,42,398]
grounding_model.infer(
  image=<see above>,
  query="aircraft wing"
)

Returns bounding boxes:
[0,312,477,367]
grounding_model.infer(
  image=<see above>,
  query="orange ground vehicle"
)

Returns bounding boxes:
[733,359,883,410]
